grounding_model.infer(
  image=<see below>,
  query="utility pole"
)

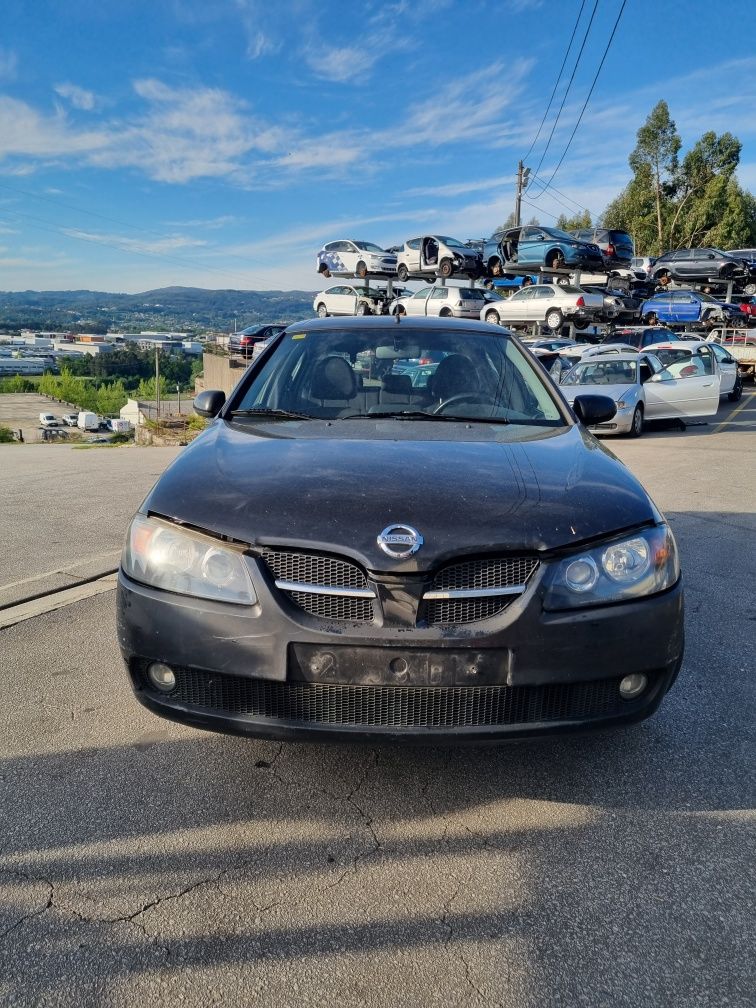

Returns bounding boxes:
[514,161,531,228]
[155,346,160,421]
[176,383,181,416]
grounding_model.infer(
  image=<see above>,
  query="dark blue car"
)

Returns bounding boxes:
[640,289,745,327]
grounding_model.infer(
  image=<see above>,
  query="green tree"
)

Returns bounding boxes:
[556,209,592,231]
[628,101,681,253]
[96,380,128,416]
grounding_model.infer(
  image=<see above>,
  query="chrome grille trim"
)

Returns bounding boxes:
[275,579,375,599]
[424,585,527,600]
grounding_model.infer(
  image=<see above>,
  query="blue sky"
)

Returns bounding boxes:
[1,0,755,293]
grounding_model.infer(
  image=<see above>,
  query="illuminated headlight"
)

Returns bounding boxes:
[121,514,257,605]
[544,524,679,610]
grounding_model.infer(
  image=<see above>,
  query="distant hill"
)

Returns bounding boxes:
[0,286,317,332]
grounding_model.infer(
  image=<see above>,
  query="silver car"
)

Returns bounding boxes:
[389,285,490,318]
[561,350,720,437]
[316,240,397,279]
[480,284,604,331]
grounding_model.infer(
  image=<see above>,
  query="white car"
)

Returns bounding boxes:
[480,284,604,331]
[316,240,397,279]
[561,350,720,437]
[313,284,396,317]
[389,285,490,318]
[38,412,61,428]
[396,235,483,281]
[62,412,79,426]
[651,340,743,402]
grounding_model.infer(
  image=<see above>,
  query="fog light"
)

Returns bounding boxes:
[147,662,176,692]
[619,673,647,700]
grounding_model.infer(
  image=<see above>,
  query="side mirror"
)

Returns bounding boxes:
[573,394,616,426]
[647,373,663,383]
[193,389,226,417]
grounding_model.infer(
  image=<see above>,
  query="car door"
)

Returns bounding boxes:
[403,239,422,274]
[710,342,737,394]
[518,227,545,267]
[327,286,354,315]
[428,287,448,315]
[503,287,537,321]
[643,348,719,418]
[406,287,433,316]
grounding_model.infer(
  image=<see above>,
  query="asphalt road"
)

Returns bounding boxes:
[0,392,754,1007]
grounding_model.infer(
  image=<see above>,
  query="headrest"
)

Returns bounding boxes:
[427,354,476,400]
[310,355,357,401]
[381,373,413,395]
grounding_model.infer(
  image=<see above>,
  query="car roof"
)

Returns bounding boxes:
[286,316,504,334]
[575,353,642,364]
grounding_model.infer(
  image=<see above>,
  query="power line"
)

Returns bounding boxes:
[522,0,586,164]
[520,197,560,223]
[528,173,587,214]
[530,0,627,200]
[526,0,600,192]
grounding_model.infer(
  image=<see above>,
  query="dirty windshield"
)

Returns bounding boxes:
[231,327,565,425]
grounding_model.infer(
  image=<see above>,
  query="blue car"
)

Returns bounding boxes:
[640,289,745,327]
[483,225,604,278]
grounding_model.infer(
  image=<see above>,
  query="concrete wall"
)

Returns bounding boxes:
[201,352,249,396]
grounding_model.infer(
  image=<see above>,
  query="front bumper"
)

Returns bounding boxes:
[117,565,684,743]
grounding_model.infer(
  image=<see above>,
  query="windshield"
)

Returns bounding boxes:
[562,360,638,386]
[542,227,578,242]
[230,326,565,425]
[437,236,469,250]
[354,241,386,253]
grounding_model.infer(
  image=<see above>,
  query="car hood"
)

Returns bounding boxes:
[141,420,658,572]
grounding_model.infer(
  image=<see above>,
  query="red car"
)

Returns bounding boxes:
[729,295,756,325]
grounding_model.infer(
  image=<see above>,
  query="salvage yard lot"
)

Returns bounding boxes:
[0,396,754,1008]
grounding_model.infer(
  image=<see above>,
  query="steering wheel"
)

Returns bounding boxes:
[433,392,498,415]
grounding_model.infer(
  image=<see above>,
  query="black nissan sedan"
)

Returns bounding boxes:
[117,317,683,743]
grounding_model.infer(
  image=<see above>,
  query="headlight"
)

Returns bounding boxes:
[121,514,257,605]
[543,524,679,610]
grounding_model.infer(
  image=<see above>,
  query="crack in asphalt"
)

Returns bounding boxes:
[0,868,54,941]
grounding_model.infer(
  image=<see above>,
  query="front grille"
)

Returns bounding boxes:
[260,549,366,589]
[428,596,514,625]
[426,556,539,625]
[288,591,374,622]
[259,548,375,623]
[434,557,538,591]
[158,667,639,729]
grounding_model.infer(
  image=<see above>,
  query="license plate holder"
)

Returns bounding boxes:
[289,644,511,687]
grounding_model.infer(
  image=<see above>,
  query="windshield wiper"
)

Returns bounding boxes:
[340,410,509,424]
[228,408,315,420]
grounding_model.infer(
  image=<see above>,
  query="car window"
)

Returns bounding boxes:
[231,327,566,425]
[414,288,433,299]
[534,288,554,299]
[562,360,638,386]
[353,242,385,253]
[511,289,534,300]
[407,238,421,250]
[459,289,485,300]
[430,289,448,300]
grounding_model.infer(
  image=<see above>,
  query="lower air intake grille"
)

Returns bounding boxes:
[159,668,638,728]
[288,591,374,622]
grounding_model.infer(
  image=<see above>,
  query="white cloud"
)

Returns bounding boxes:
[54,83,97,111]
[61,228,208,255]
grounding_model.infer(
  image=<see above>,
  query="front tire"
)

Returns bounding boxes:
[316,303,328,318]
[484,309,501,325]
[545,308,563,331]
[728,375,743,401]
[355,302,370,316]
[629,404,644,438]
[397,264,409,282]
[439,258,454,278]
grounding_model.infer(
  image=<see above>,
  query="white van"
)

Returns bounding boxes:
[77,411,99,431]
[107,418,131,433]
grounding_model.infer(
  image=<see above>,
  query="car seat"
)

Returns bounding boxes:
[427,354,477,403]
[308,355,358,416]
